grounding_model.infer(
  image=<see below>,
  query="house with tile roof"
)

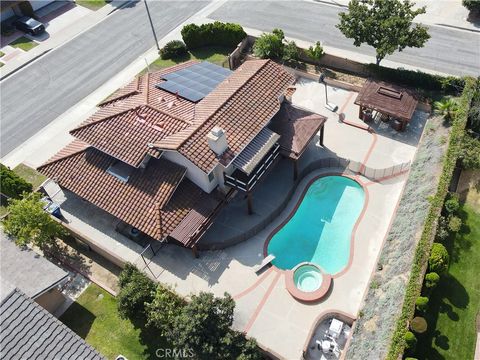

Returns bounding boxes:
[38,59,326,255]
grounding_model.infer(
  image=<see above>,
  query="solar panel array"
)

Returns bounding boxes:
[156,62,232,103]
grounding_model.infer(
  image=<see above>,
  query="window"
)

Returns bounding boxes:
[208,171,215,182]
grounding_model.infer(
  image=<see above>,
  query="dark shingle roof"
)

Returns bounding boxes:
[0,288,104,360]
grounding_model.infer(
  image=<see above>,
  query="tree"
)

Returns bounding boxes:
[282,40,300,62]
[253,30,284,59]
[117,265,156,320]
[428,243,449,274]
[463,0,480,12]
[444,194,460,214]
[3,193,65,250]
[337,0,430,65]
[0,164,33,199]
[448,216,462,232]
[415,296,429,313]
[404,331,417,350]
[458,131,480,169]
[146,284,184,337]
[171,292,236,359]
[434,98,458,122]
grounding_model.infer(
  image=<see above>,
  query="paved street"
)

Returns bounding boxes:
[0,1,209,156]
[209,1,480,77]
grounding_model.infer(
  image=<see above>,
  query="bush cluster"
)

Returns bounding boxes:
[0,164,33,199]
[253,28,301,63]
[425,272,440,289]
[366,64,465,95]
[386,77,478,360]
[181,22,246,50]
[463,0,480,11]
[415,296,429,313]
[159,40,188,60]
[117,265,262,360]
[429,243,450,274]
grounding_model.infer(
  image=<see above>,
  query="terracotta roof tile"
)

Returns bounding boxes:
[38,146,187,240]
[269,103,326,159]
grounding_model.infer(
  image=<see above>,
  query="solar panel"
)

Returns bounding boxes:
[156,62,233,102]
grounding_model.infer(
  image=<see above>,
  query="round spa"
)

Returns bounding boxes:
[285,263,332,302]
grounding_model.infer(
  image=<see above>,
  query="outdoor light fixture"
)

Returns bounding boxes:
[318,73,338,112]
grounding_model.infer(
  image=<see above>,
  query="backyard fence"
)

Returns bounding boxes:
[300,156,411,182]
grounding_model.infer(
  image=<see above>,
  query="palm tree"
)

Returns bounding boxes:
[433,98,457,121]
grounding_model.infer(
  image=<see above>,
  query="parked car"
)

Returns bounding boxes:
[13,16,45,36]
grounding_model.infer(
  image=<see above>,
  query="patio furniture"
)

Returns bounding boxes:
[328,319,343,339]
[253,254,275,273]
[380,113,390,122]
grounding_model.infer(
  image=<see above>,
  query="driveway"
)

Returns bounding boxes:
[209,1,480,76]
[0,1,209,157]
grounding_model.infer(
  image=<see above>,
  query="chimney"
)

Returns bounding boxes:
[207,126,228,156]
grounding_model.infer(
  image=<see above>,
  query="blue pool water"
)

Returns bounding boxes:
[267,176,365,274]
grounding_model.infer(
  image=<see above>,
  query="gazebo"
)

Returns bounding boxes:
[355,80,418,131]
[269,102,327,180]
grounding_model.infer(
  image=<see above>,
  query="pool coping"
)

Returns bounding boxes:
[263,172,369,281]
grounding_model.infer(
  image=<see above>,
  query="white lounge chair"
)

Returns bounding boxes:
[253,254,275,273]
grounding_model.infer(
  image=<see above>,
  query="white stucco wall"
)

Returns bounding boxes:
[163,151,218,193]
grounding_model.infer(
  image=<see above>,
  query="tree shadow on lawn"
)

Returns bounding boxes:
[444,207,472,264]
[130,315,173,360]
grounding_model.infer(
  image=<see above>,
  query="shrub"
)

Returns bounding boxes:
[3,193,65,250]
[159,40,187,60]
[434,98,458,122]
[366,64,465,95]
[415,296,429,313]
[253,31,284,59]
[410,317,428,334]
[458,131,480,169]
[429,243,450,274]
[463,0,480,11]
[282,40,300,62]
[181,22,246,50]
[146,284,184,337]
[305,41,324,61]
[448,215,462,232]
[425,272,440,289]
[444,194,460,214]
[0,164,33,199]
[435,216,450,242]
[118,262,139,288]
[117,266,156,319]
[404,331,417,350]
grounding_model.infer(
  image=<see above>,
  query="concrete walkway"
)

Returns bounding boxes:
[0,0,131,80]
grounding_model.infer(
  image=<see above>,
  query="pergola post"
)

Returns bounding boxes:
[191,245,199,258]
[247,191,253,215]
[358,105,363,119]
[319,126,325,147]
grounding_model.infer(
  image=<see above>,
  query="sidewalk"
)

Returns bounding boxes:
[0,0,131,80]
[309,0,480,32]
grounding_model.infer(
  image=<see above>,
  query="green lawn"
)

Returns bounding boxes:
[60,284,170,360]
[13,163,46,189]
[143,46,233,74]
[0,51,5,57]
[75,0,107,10]
[417,190,480,359]
[10,36,38,51]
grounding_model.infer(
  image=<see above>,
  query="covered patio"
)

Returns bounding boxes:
[355,79,418,131]
[223,102,326,215]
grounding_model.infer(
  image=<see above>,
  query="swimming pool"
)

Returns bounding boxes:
[267,175,365,274]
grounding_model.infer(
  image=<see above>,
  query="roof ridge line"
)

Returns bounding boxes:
[144,103,193,125]
[163,60,271,150]
[37,141,90,170]
[98,77,141,106]
[70,105,142,133]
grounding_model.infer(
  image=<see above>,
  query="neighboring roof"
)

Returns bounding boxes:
[1,288,104,360]
[232,127,280,175]
[354,79,418,122]
[269,102,327,160]
[0,231,68,300]
[38,145,187,240]
[151,60,296,172]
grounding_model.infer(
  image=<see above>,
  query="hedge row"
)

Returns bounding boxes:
[366,64,466,95]
[386,77,478,360]
[0,164,33,199]
[181,22,246,50]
